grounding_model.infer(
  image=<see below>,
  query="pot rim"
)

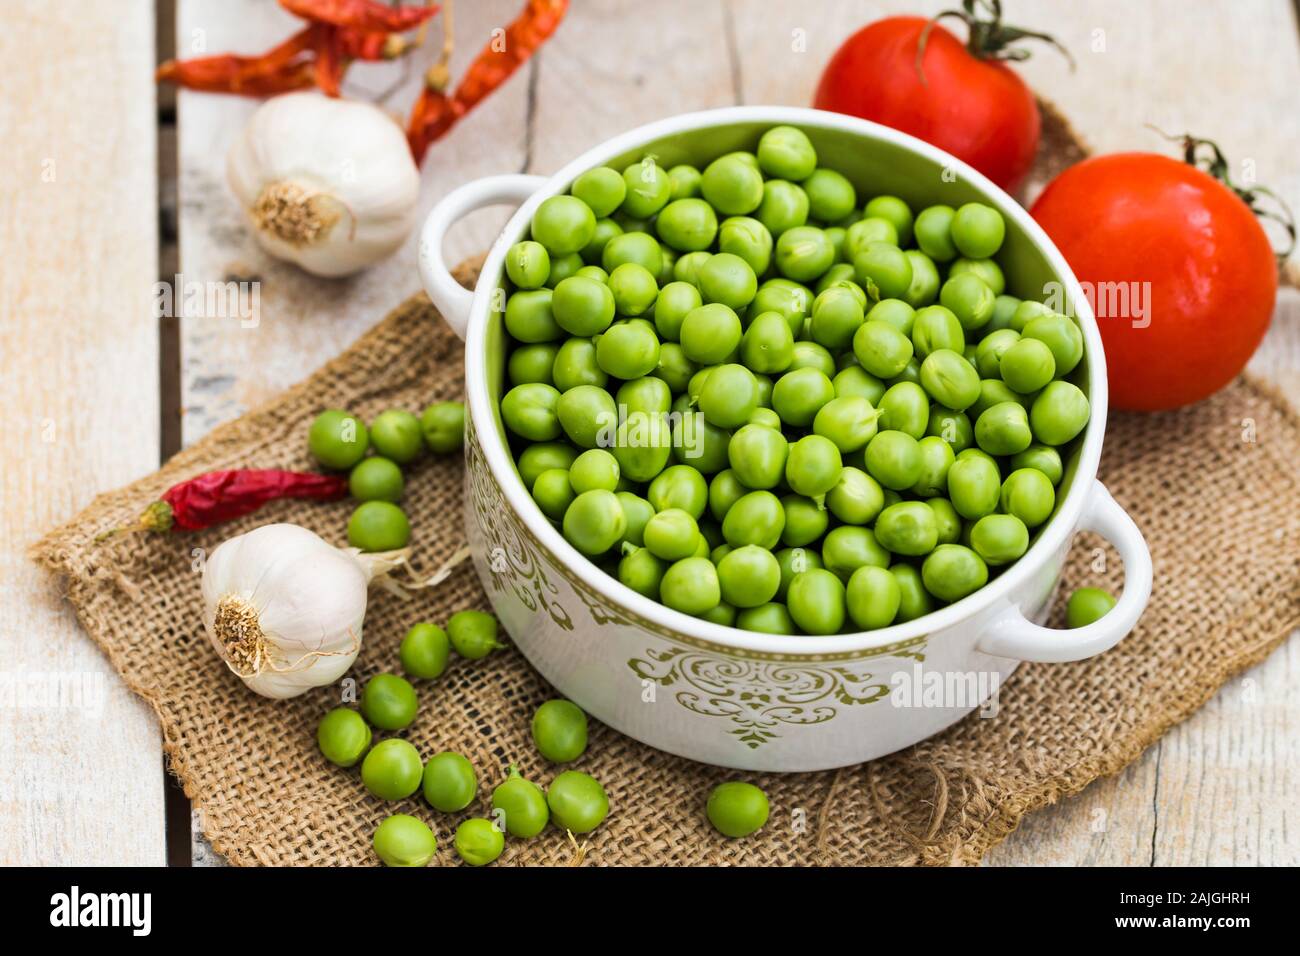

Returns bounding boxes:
[464,105,1106,657]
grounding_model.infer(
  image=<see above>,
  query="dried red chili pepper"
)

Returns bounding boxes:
[156,26,318,95]
[280,0,439,33]
[313,24,346,96]
[407,0,568,164]
[97,470,349,540]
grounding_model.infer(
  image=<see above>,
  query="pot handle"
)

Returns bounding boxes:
[974,480,1152,663]
[417,174,547,340]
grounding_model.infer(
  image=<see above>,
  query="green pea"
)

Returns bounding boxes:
[775,225,836,282]
[643,508,701,561]
[1010,443,1063,485]
[825,467,884,526]
[988,293,1021,332]
[845,217,900,260]
[975,328,1021,379]
[660,556,721,615]
[718,216,774,275]
[418,750,478,812]
[802,168,856,221]
[1000,467,1056,528]
[717,545,782,608]
[565,448,616,494]
[532,468,575,520]
[864,429,922,490]
[911,305,964,358]
[454,818,505,866]
[698,252,758,310]
[531,699,589,763]
[532,194,596,255]
[833,364,887,404]
[810,396,877,454]
[771,367,835,426]
[652,281,703,342]
[921,544,988,602]
[823,526,890,581]
[727,423,788,490]
[708,469,748,522]
[787,568,847,634]
[891,563,935,622]
[653,162,695,201]
[971,378,1028,419]
[602,230,663,275]
[547,249,588,285]
[853,241,913,301]
[853,319,914,379]
[570,165,626,217]
[779,493,829,546]
[706,780,770,838]
[655,197,718,252]
[670,410,728,474]
[618,546,666,599]
[1030,381,1090,446]
[701,153,764,215]
[877,382,930,437]
[695,363,756,429]
[789,340,838,378]
[607,262,660,317]
[975,401,1033,456]
[939,273,996,332]
[926,405,973,451]
[317,707,371,768]
[491,766,549,838]
[927,497,962,544]
[679,303,742,365]
[914,204,957,262]
[447,609,505,659]
[400,622,451,680]
[610,412,670,483]
[721,490,785,549]
[809,285,865,352]
[648,464,709,518]
[874,501,939,557]
[621,158,671,218]
[309,409,369,470]
[596,320,661,379]
[756,179,810,237]
[757,125,817,180]
[506,239,551,289]
[950,202,1005,259]
[347,500,410,551]
[518,442,578,488]
[904,249,941,307]
[509,344,559,387]
[502,382,562,441]
[946,453,1002,519]
[785,434,843,502]
[373,813,436,867]
[362,738,424,801]
[349,456,404,503]
[674,250,711,286]
[1000,337,1056,394]
[970,513,1030,565]
[1067,587,1117,628]
[360,672,418,730]
[911,435,955,497]
[551,337,606,392]
[866,298,916,336]
[556,384,618,448]
[616,492,655,547]
[740,311,795,374]
[846,565,901,630]
[420,400,466,454]
[365,409,421,464]
[547,770,609,834]
[736,602,797,634]
[775,546,822,601]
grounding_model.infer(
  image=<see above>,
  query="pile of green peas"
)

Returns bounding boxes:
[315,612,509,867]
[307,400,466,552]
[496,125,1091,635]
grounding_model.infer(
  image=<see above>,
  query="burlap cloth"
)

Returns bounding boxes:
[31,259,1300,865]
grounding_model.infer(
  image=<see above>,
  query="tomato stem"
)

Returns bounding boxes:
[1149,127,1296,261]
[916,0,1073,86]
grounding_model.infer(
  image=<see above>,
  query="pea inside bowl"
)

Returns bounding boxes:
[419,107,1150,771]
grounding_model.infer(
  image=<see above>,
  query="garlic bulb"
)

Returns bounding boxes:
[226,92,421,278]
[201,523,398,699]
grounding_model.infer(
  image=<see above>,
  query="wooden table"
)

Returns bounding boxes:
[3,0,1297,866]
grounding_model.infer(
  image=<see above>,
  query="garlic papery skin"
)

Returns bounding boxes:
[226,92,421,278]
[201,523,388,699]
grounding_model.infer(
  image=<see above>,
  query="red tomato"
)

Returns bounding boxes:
[814,16,1040,192]
[1031,153,1278,411]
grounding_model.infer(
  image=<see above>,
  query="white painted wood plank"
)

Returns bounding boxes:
[0,0,166,865]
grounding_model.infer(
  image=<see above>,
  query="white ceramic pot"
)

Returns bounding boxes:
[418,106,1152,772]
